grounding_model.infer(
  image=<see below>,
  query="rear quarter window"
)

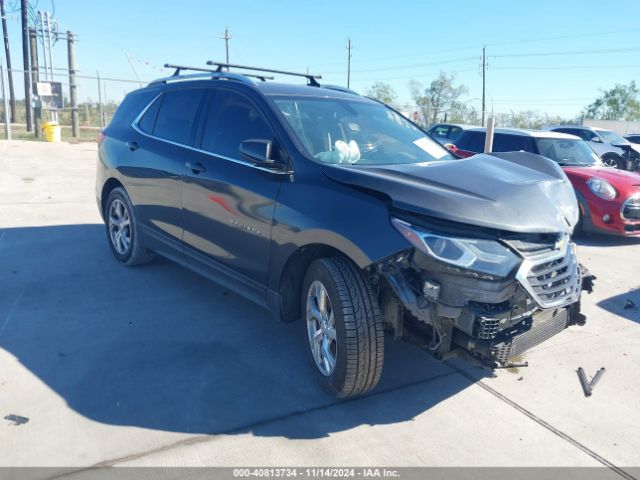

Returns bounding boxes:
[108,89,160,127]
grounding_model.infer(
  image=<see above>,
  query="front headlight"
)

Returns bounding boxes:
[391,218,521,278]
[586,177,616,200]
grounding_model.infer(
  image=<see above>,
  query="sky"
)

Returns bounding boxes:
[1,0,639,118]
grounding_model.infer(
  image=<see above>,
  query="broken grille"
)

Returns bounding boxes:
[522,247,579,308]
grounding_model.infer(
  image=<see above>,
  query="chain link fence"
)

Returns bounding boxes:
[1,65,147,141]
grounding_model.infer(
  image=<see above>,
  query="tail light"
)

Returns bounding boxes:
[447,144,476,158]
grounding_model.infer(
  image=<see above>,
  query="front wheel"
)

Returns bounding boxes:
[302,257,384,398]
[601,154,626,170]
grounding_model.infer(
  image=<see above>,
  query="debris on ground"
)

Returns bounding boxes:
[589,367,606,390]
[4,414,29,426]
[577,367,606,397]
[624,299,636,310]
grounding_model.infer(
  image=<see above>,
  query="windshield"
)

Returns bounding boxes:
[597,130,628,144]
[272,97,455,165]
[536,138,602,166]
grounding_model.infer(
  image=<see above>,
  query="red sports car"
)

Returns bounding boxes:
[449,128,640,236]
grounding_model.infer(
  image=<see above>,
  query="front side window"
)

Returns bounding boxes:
[536,138,601,166]
[153,89,205,145]
[597,130,627,144]
[272,96,454,165]
[201,89,273,158]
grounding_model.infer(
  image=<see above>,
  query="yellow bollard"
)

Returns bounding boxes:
[42,122,62,143]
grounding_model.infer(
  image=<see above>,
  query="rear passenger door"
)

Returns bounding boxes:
[181,87,287,293]
[130,87,207,259]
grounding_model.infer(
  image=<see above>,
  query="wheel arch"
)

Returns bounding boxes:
[274,241,368,324]
[100,177,125,217]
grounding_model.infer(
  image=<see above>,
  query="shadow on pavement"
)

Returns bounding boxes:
[0,224,483,438]
[597,288,640,324]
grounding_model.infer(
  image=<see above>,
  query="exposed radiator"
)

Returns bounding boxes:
[490,308,569,363]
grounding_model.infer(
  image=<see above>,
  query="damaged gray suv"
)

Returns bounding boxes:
[97,63,593,398]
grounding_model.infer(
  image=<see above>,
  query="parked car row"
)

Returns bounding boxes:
[446,127,640,237]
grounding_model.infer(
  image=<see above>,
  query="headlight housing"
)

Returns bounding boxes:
[586,177,616,200]
[391,218,521,278]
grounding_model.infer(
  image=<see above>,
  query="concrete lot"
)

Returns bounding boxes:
[1,141,639,474]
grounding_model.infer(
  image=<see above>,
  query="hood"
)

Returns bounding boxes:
[564,165,640,195]
[321,152,578,234]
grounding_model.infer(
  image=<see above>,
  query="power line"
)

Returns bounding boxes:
[323,55,476,75]
[492,46,640,58]
[287,26,640,70]
[492,64,640,71]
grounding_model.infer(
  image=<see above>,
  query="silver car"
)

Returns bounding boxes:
[544,125,639,169]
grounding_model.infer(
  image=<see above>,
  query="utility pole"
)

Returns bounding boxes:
[221,27,231,69]
[21,0,33,131]
[97,70,104,128]
[481,45,487,127]
[1,0,16,122]
[67,31,78,137]
[346,37,352,89]
[29,27,40,137]
[1,56,11,139]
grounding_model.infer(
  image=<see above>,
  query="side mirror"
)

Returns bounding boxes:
[590,136,602,143]
[240,139,274,165]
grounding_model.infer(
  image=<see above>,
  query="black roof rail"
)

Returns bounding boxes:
[163,64,274,82]
[206,61,322,87]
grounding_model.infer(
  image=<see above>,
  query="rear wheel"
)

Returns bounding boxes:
[105,187,154,266]
[302,257,384,398]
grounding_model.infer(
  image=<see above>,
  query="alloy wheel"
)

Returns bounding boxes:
[108,198,131,255]
[306,280,337,376]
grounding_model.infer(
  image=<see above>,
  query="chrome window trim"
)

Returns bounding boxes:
[130,92,291,175]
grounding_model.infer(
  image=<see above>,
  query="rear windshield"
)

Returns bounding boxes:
[271,96,455,165]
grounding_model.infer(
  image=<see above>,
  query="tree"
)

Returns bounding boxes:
[365,81,398,107]
[584,82,640,121]
[409,72,468,126]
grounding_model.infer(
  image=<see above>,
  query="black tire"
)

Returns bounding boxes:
[602,154,626,170]
[302,257,384,398]
[104,187,154,266]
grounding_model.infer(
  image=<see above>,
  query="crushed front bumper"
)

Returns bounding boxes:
[378,237,593,365]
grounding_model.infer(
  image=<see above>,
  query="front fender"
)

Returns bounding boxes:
[267,173,409,291]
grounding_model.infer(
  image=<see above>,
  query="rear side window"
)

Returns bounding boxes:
[492,134,535,153]
[153,89,205,145]
[456,131,485,152]
[108,89,159,127]
[200,89,273,158]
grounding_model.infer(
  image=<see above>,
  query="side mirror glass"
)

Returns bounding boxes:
[240,139,274,164]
